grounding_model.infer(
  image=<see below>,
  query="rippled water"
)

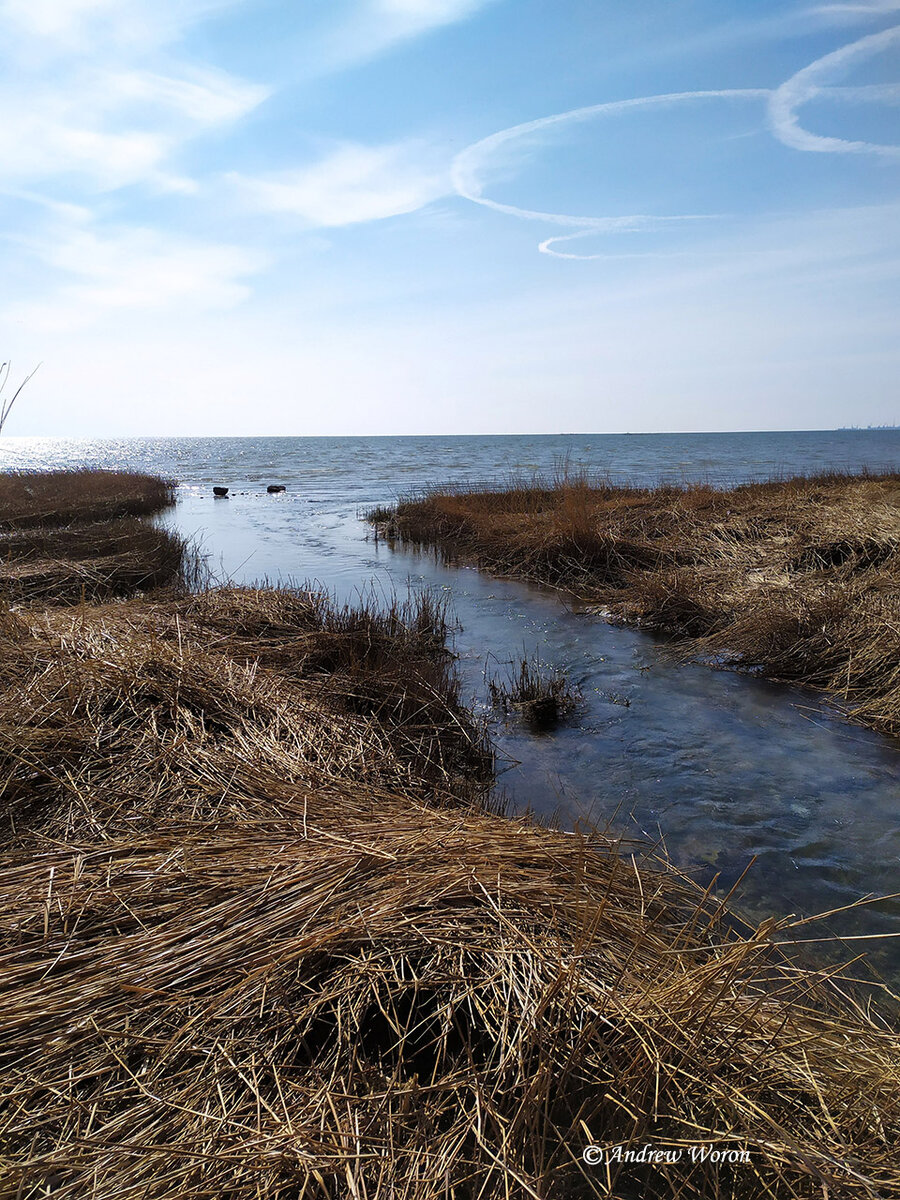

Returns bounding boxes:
[4,431,900,973]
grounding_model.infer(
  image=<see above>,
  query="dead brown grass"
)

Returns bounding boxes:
[374,470,900,736]
[488,652,580,731]
[0,469,189,603]
[1,469,900,1197]
[0,468,176,528]
[0,585,899,1198]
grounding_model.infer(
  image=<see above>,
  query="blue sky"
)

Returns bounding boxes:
[1,0,898,436]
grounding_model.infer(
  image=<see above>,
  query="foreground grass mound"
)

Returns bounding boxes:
[374,471,900,736]
[0,469,189,602]
[1,586,899,1198]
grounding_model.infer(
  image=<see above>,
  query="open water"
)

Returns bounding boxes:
[3,430,899,974]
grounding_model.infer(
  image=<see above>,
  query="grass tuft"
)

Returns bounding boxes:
[488,652,580,731]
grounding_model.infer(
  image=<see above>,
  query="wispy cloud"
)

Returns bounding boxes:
[811,1,900,18]
[308,0,497,76]
[105,66,268,126]
[0,0,237,51]
[5,222,265,332]
[232,141,449,227]
[0,111,177,192]
[605,0,900,75]
[0,0,268,195]
[373,0,494,34]
[0,70,267,193]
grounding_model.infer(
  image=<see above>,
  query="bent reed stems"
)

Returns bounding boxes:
[371,469,900,738]
[1,469,899,1198]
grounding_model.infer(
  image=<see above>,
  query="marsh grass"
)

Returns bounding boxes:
[373,469,900,736]
[2,585,900,1198]
[0,468,176,528]
[0,518,194,603]
[1,473,900,1196]
[0,469,189,603]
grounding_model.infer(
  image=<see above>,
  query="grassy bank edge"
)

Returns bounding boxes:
[369,468,900,738]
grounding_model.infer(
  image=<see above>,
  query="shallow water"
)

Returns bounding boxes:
[4,431,900,973]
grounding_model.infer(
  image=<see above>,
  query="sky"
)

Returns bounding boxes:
[1,0,898,436]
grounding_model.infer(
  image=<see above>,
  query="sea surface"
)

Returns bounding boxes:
[3,430,900,975]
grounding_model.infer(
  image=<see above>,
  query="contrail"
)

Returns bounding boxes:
[451,24,900,260]
[812,1,900,16]
[768,24,900,156]
[451,89,769,235]
[536,230,708,261]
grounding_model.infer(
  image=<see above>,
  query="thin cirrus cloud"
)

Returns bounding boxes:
[813,1,900,15]
[374,0,495,32]
[105,67,270,127]
[0,68,269,193]
[0,0,239,49]
[309,0,497,75]
[0,111,175,192]
[231,142,450,228]
[0,0,268,194]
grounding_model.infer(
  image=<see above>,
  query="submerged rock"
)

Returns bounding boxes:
[267,484,286,493]
[213,487,229,498]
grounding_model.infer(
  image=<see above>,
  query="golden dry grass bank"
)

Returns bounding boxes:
[1,588,899,1197]
[1,470,900,1198]
[0,468,176,528]
[0,469,190,603]
[374,471,900,736]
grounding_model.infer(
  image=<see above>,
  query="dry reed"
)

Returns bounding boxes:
[1,586,899,1198]
[0,469,176,528]
[1,472,899,1197]
[0,469,188,603]
[488,652,580,731]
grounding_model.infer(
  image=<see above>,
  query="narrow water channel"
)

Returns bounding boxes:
[165,483,900,979]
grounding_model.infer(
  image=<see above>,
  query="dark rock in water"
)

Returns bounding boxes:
[213,486,229,497]
[267,484,286,493]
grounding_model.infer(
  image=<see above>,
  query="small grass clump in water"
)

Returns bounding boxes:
[373,469,900,737]
[488,652,580,731]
